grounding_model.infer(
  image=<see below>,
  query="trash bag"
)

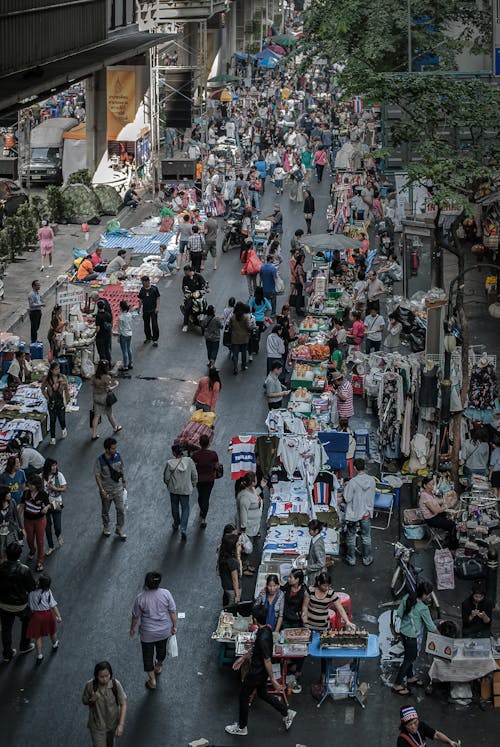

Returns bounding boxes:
[395,306,416,333]
[72,247,88,259]
[106,218,121,233]
[409,329,426,352]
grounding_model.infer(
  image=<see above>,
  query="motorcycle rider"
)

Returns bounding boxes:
[181,265,208,332]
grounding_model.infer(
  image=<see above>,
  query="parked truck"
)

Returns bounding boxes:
[21,118,78,185]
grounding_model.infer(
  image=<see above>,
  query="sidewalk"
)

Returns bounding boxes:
[0,195,155,344]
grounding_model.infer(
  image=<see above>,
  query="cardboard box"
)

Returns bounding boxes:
[493,672,500,695]
[494,695,500,708]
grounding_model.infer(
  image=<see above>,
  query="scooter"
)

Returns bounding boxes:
[221,215,243,253]
[180,289,208,331]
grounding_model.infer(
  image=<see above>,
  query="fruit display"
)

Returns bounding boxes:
[319,629,368,649]
[292,387,312,402]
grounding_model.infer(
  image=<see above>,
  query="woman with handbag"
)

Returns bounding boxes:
[192,434,220,528]
[0,486,24,561]
[229,302,252,375]
[41,361,70,446]
[236,472,262,576]
[241,240,262,296]
[303,189,315,234]
[293,253,306,317]
[130,571,177,691]
[90,360,121,441]
[392,581,438,696]
[42,458,67,556]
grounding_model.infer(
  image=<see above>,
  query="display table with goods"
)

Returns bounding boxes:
[308,631,379,708]
[426,633,499,683]
[291,363,327,392]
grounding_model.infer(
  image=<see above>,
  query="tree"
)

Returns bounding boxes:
[302,0,491,90]
[361,72,500,482]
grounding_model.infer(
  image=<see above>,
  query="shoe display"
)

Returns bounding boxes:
[225,724,248,736]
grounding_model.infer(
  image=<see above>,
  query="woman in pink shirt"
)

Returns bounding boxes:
[418,476,458,550]
[314,146,327,183]
[38,220,54,271]
[192,368,221,412]
[347,310,365,347]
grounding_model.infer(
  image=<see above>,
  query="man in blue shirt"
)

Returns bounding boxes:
[254,157,268,193]
[260,259,277,314]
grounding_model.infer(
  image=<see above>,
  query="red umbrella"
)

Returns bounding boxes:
[268,43,286,55]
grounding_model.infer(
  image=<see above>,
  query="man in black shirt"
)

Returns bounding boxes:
[95,300,113,363]
[181,265,207,332]
[0,543,36,660]
[225,604,296,737]
[123,183,140,208]
[137,275,161,346]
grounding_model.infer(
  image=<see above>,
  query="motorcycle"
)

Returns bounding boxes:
[376,217,395,256]
[390,542,440,612]
[180,289,208,331]
[221,214,243,253]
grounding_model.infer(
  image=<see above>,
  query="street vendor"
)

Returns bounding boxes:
[461,582,493,639]
[397,707,459,747]
[418,476,458,551]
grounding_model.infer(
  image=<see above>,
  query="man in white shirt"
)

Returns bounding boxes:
[106,250,128,278]
[364,307,385,354]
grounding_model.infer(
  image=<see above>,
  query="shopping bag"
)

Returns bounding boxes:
[275,274,285,295]
[239,533,253,555]
[167,634,178,658]
[434,548,455,590]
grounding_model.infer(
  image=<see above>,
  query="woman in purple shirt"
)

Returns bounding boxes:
[130,571,177,690]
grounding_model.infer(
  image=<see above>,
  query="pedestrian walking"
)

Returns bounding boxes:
[203,216,218,271]
[397,706,459,747]
[176,213,193,270]
[229,302,252,374]
[260,257,278,314]
[41,361,69,445]
[342,458,376,567]
[117,300,133,371]
[225,604,296,737]
[305,519,326,586]
[27,573,61,664]
[186,224,205,273]
[94,437,127,540]
[130,571,177,691]
[38,220,54,271]
[47,305,65,360]
[266,325,285,374]
[95,300,113,364]
[192,434,219,528]
[0,454,26,508]
[42,458,67,555]
[192,368,221,412]
[217,533,241,606]
[138,275,160,346]
[303,189,315,233]
[200,305,223,364]
[363,307,385,354]
[28,279,45,344]
[0,542,36,661]
[314,145,327,183]
[0,487,23,560]
[90,360,121,440]
[241,239,262,296]
[20,475,50,572]
[392,582,439,696]
[163,444,198,541]
[82,662,127,747]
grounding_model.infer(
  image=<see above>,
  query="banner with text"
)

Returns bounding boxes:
[106,70,136,140]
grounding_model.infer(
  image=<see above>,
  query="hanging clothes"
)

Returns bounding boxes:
[419,363,439,408]
[277,436,304,480]
[229,435,256,480]
[255,435,279,479]
[467,362,497,410]
[450,359,463,413]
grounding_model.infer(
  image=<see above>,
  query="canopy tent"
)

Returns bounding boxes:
[234,52,249,61]
[271,34,299,46]
[258,57,279,69]
[254,48,281,60]
[267,43,286,55]
[303,233,364,251]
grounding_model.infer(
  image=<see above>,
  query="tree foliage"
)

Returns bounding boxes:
[303,0,492,91]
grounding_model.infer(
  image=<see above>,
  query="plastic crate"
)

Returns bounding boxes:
[291,377,314,390]
[30,342,44,359]
[351,374,364,397]
[404,524,426,540]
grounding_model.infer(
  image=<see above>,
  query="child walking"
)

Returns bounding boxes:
[27,574,62,664]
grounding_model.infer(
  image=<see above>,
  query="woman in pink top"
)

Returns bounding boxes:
[38,220,54,271]
[314,146,327,183]
[192,368,221,412]
[418,476,458,550]
[347,310,365,347]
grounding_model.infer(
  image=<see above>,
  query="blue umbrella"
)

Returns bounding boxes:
[258,57,278,69]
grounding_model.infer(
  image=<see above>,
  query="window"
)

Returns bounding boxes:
[109,0,136,30]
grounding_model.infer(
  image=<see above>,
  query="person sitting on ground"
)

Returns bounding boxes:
[378,254,402,284]
[106,250,129,279]
[90,247,107,273]
[76,256,98,282]
[123,183,140,208]
[7,351,32,387]
[158,244,177,276]
[461,582,493,639]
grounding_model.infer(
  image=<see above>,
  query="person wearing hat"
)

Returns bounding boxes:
[267,205,283,236]
[397,706,458,747]
[264,361,290,410]
[331,371,354,422]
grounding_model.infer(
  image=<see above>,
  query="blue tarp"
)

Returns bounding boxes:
[98,232,175,255]
[234,52,249,61]
[255,48,281,60]
[258,57,278,69]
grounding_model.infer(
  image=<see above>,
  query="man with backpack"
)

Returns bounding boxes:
[94,438,127,540]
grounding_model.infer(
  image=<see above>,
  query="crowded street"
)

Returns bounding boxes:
[1,2,500,746]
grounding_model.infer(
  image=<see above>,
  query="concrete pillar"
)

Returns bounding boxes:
[228,2,237,62]
[86,70,107,174]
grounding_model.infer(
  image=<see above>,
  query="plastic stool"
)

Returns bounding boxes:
[354,429,370,457]
[328,592,352,630]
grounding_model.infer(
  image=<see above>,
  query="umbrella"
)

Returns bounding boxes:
[267,43,286,55]
[207,74,240,83]
[271,34,298,46]
[303,233,363,251]
[258,57,278,69]
[255,48,281,60]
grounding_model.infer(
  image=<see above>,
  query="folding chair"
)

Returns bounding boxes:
[372,490,394,530]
